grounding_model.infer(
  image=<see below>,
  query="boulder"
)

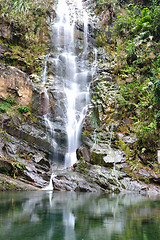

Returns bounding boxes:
[50,168,103,192]
[90,144,107,165]
[137,168,160,184]
[103,148,125,167]
[76,146,91,162]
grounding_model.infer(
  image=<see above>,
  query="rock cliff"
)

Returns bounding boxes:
[0,0,159,193]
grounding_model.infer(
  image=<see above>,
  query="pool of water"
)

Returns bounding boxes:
[0,191,160,240]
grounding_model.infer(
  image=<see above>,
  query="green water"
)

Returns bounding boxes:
[0,191,160,240]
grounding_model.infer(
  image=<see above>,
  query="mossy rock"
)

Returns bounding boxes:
[90,144,107,165]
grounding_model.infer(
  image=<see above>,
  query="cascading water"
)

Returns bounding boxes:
[42,0,97,169]
[41,56,58,153]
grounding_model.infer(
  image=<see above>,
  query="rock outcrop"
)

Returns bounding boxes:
[0,65,32,106]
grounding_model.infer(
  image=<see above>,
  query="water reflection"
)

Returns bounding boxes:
[0,191,160,240]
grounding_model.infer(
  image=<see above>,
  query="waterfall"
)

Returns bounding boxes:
[42,0,96,169]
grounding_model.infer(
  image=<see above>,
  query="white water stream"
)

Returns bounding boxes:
[55,0,91,168]
[42,0,97,171]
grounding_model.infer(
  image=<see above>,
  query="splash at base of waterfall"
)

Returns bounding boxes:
[42,173,56,191]
[65,152,77,168]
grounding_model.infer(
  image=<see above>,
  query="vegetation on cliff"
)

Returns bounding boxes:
[0,0,54,73]
[94,0,160,178]
[114,1,160,161]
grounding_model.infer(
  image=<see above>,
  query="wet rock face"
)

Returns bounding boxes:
[0,63,68,165]
[0,65,32,106]
[81,46,122,150]
[1,116,55,157]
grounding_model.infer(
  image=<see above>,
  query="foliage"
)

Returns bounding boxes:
[96,31,107,47]
[96,0,106,3]
[115,3,160,41]
[0,104,8,113]
[0,0,52,73]
[18,106,29,113]
[116,139,134,159]
[0,97,16,113]
[114,0,160,162]
[135,122,157,151]
[76,157,91,174]
[12,160,25,177]
[5,97,16,105]
[7,138,12,142]
[154,78,160,106]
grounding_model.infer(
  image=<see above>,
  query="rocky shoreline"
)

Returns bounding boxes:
[1,160,160,194]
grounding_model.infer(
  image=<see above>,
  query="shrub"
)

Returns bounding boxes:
[5,97,15,105]
[0,106,7,112]
[135,122,158,154]
[114,1,160,163]
[18,106,29,113]
[0,101,11,113]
